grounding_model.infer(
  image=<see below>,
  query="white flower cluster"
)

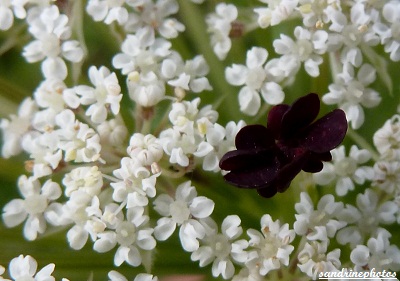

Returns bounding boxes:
[0,254,63,281]
[0,254,157,281]
[212,0,400,129]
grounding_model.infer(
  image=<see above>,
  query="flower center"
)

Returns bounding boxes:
[296,39,313,61]
[170,200,190,224]
[42,33,61,57]
[260,231,281,259]
[116,221,137,246]
[24,194,47,215]
[246,67,267,90]
[212,234,232,258]
[334,157,357,176]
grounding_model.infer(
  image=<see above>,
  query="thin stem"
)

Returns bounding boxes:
[251,103,270,123]
[289,235,308,275]
[347,127,380,161]
[328,51,342,83]
[177,0,235,110]
[69,0,87,84]
[0,24,29,56]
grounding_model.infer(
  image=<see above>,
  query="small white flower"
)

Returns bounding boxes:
[62,166,103,197]
[159,98,220,169]
[297,0,341,28]
[68,66,122,124]
[254,0,298,28]
[322,63,381,129]
[206,3,238,60]
[350,228,400,272]
[313,145,374,196]
[0,97,37,158]
[86,0,128,25]
[336,188,398,247]
[373,160,400,195]
[2,175,62,240]
[127,133,163,166]
[8,255,56,281]
[225,47,284,116]
[111,157,159,207]
[93,206,156,267]
[246,214,295,276]
[112,27,171,75]
[127,71,166,107]
[97,116,128,147]
[374,1,400,61]
[55,109,102,163]
[166,55,212,93]
[373,114,400,160]
[294,192,346,241]
[273,26,328,77]
[297,241,341,280]
[34,78,66,113]
[124,0,184,38]
[191,216,247,279]
[22,5,84,79]
[153,181,214,252]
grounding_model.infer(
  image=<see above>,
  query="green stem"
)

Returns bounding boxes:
[0,24,29,56]
[69,0,88,84]
[251,103,270,123]
[288,235,308,275]
[328,51,342,83]
[347,127,380,161]
[177,0,235,112]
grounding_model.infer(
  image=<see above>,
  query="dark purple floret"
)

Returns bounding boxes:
[219,93,348,198]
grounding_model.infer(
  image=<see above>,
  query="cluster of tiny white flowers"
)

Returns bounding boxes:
[0,254,67,281]
[1,0,400,280]
[23,5,84,80]
[206,3,238,60]
[0,254,157,281]
[314,145,374,196]
[293,193,345,279]
[225,47,285,116]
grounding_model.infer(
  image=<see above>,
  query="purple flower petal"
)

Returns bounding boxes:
[275,150,309,193]
[267,104,290,139]
[235,124,275,150]
[223,158,280,189]
[302,152,332,172]
[257,186,278,198]
[219,148,275,171]
[300,109,347,153]
[280,93,320,139]
[302,159,323,173]
[219,93,348,199]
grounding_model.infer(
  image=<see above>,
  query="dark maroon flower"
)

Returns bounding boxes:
[219,93,348,198]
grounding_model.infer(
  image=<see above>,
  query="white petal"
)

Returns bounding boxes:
[114,245,141,267]
[42,57,68,80]
[260,82,284,105]
[246,47,268,69]
[154,217,176,241]
[225,64,247,86]
[238,87,261,116]
[67,225,89,250]
[221,215,242,239]
[189,196,215,218]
